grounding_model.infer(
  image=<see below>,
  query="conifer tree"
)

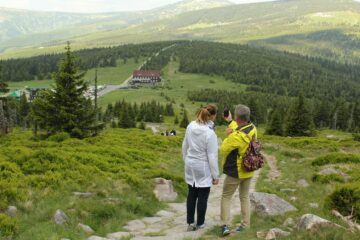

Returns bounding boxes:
[139,121,146,130]
[0,66,9,94]
[0,100,8,134]
[31,42,96,138]
[174,115,179,125]
[19,92,30,128]
[180,110,190,128]
[286,95,315,136]
[266,109,284,136]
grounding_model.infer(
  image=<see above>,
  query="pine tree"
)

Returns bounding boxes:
[139,121,146,130]
[266,109,284,136]
[119,105,136,129]
[174,115,179,125]
[19,92,30,128]
[314,100,331,128]
[180,110,190,128]
[0,66,9,94]
[0,100,8,134]
[286,95,315,136]
[31,42,96,138]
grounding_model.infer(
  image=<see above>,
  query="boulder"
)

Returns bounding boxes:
[319,167,351,182]
[78,223,95,235]
[6,206,17,217]
[250,192,297,216]
[153,178,178,202]
[297,179,309,188]
[106,232,131,239]
[124,220,146,232]
[265,228,291,240]
[297,214,336,231]
[309,203,319,209]
[54,209,69,225]
[290,197,297,202]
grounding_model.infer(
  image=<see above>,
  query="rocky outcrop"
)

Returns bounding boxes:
[54,209,69,225]
[265,228,291,239]
[319,167,351,182]
[250,192,297,216]
[106,232,132,239]
[78,223,95,235]
[153,178,178,202]
[6,206,17,217]
[297,179,309,188]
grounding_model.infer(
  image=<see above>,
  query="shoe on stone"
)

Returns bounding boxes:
[196,224,205,230]
[236,224,247,232]
[187,224,196,232]
[221,225,231,236]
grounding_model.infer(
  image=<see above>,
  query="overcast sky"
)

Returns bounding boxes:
[0,0,279,13]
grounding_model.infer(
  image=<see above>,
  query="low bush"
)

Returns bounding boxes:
[312,173,345,184]
[280,150,304,159]
[312,153,360,166]
[0,214,18,237]
[353,133,360,142]
[47,132,71,142]
[326,183,360,221]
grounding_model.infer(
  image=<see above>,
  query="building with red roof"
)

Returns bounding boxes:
[131,70,161,84]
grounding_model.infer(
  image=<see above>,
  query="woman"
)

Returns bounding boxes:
[182,104,220,231]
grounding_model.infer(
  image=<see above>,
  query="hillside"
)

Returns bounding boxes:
[1,0,360,63]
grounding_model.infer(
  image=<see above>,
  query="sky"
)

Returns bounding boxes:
[0,0,278,13]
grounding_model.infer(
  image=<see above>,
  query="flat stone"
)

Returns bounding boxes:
[54,209,69,225]
[106,232,132,239]
[265,228,290,240]
[153,178,178,202]
[280,188,297,193]
[78,223,95,235]
[155,210,175,218]
[142,217,163,225]
[124,220,146,232]
[168,203,184,213]
[297,214,336,231]
[250,192,297,216]
[283,217,296,227]
[87,236,110,240]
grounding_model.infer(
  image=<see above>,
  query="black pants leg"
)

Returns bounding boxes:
[187,184,198,224]
[196,187,211,226]
[186,184,211,225]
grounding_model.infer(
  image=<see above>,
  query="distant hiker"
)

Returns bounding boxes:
[220,104,258,236]
[166,130,169,136]
[182,104,220,231]
[170,130,177,136]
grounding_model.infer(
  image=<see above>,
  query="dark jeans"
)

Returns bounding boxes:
[186,184,211,226]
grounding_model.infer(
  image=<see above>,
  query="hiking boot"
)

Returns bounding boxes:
[235,224,246,233]
[221,225,231,236]
[196,224,205,230]
[187,223,196,232]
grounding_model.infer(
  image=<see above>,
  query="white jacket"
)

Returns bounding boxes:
[182,121,219,188]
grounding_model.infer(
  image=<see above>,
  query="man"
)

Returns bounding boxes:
[220,104,257,236]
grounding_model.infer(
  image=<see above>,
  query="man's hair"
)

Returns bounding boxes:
[234,104,251,122]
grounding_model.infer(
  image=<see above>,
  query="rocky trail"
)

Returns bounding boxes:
[88,171,260,240]
[263,153,281,181]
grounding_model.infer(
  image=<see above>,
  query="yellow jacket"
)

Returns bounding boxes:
[220,123,258,179]
[228,120,238,131]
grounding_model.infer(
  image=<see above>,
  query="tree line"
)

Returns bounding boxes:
[103,100,175,129]
[187,89,360,136]
[0,41,179,82]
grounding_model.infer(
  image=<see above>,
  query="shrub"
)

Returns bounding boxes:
[353,133,360,142]
[326,183,360,221]
[0,214,18,237]
[312,173,345,184]
[47,132,70,142]
[312,153,360,166]
[280,150,304,159]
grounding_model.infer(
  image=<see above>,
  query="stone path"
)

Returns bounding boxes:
[89,171,260,240]
[263,153,281,181]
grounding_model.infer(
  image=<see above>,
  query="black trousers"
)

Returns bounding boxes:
[186,184,211,226]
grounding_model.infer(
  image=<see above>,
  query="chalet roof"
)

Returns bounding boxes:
[133,70,161,78]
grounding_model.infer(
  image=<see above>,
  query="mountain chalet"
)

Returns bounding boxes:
[131,70,162,85]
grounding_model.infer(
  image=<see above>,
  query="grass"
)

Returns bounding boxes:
[0,128,185,239]
[8,58,141,91]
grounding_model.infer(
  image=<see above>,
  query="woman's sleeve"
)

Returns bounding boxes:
[207,131,219,180]
[182,128,189,162]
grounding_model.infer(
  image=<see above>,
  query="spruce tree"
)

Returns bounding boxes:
[286,95,315,136]
[174,115,179,125]
[266,109,284,136]
[19,92,30,128]
[139,121,146,130]
[31,42,96,138]
[0,66,9,94]
[180,110,190,128]
[0,100,8,134]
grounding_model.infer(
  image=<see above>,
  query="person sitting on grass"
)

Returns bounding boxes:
[219,104,258,236]
[182,104,220,231]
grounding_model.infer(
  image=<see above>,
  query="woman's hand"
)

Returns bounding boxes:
[213,179,220,185]
[226,128,234,136]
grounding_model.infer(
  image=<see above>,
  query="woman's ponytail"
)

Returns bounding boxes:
[196,104,218,124]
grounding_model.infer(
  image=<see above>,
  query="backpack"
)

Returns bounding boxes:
[241,134,264,172]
